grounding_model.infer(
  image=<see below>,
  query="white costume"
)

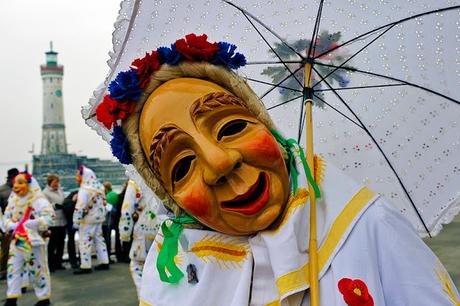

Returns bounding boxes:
[139,161,460,306]
[73,166,109,269]
[4,177,54,301]
[120,180,161,297]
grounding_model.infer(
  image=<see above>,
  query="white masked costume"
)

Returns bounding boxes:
[4,175,54,302]
[73,166,109,269]
[84,34,460,306]
[119,180,161,297]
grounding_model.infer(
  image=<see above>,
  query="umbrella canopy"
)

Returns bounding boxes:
[83,0,460,237]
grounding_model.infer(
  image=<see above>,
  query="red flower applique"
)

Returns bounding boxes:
[96,95,136,129]
[175,33,219,61]
[131,51,160,88]
[338,278,374,306]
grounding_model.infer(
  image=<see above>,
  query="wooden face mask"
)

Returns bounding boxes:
[139,78,290,235]
[13,174,29,197]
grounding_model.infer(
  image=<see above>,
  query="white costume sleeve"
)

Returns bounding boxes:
[119,183,137,242]
[4,196,16,231]
[73,189,89,224]
[374,200,460,305]
[31,197,55,231]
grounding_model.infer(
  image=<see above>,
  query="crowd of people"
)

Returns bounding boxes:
[0,166,156,305]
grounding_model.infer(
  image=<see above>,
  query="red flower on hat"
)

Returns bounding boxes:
[338,278,374,306]
[96,95,136,129]
[175,33,219,61]
[131,51,160,88]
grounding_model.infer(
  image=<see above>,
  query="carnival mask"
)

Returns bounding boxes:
[76,170,82,185]
[139,78,290,235]
[13,174,29,197]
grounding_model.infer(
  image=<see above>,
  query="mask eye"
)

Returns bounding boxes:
[172,155,196,183]
[217,120,248,141]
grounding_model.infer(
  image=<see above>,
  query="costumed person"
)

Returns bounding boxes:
[90,34,460,305]
[119,180,161,298]
[0,168,19,280]
[73,165,109,274]
[3,172,55,306]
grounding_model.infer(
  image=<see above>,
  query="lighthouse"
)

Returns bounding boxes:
[40,42,67,154]
[33,43,126,191]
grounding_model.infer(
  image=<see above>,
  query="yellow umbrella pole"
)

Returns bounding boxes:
[304,62,320,306]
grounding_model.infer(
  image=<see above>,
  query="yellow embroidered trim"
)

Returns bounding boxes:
[265,188,309,234]
[275,187,376,300]
[190,234,249,269]
[266,156,325,234]
[434,259,460,305]
[313,155,326,186]
[80,186,104,195]
[139,299,153,306]
[265,300,281,306]
[129,180,141,193]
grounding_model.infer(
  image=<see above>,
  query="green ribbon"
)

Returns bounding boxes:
[270,129,321,198]
[156,214,197,283]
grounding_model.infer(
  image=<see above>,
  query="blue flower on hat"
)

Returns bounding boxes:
[210,42,247,69]
[108,70,143,102]
[110,126,132,165]
[158,44,182,65]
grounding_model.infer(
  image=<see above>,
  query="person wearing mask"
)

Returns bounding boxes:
[0,168,19,280]
[119,180,160,298]
[73,165,109,274]
[42,174,66,272]
[3,172,55,306]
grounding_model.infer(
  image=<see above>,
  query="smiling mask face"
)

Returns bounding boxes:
[139,78,289,235]
[13,174,29,197]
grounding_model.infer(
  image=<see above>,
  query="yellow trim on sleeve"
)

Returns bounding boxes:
[139,299,153,306]
[275,187,376,299]
[265,300,281,306]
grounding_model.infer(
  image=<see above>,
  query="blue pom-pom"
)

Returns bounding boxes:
[110,126,132,165]
[108,70,143,102]
[210,42,247,69]
[158,44,182,65]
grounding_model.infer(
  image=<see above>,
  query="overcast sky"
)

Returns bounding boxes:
[0,0,120,176]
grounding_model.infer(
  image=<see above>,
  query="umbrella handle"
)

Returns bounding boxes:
[304,63,320,306]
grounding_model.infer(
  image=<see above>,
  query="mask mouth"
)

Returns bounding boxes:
[13,187,25,195]
[221,172,270,215]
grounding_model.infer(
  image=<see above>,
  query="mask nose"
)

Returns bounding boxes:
[201,143,242,186]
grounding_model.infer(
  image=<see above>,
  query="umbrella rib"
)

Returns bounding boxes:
[307,0,326,59]
[314,5,460,59]
[312,94,364,130]
[246,60,303,65]
[313,62,460,105]
[298,104,306,143]
[313,66,432,236]
[246,77,302,92]
[240,11,304,88]
[313,24,396,89]
[260,65,304,99]
[267,95,303,110]
[221,0,304,60]
[315,83,407,92]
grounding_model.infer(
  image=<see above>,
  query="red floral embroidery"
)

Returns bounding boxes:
[96,95,136,129]
[175,33,219,61]
[338,278,374,306]
[131,51,160,88]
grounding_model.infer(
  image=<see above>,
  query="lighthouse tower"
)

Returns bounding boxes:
[40,42,67,154]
